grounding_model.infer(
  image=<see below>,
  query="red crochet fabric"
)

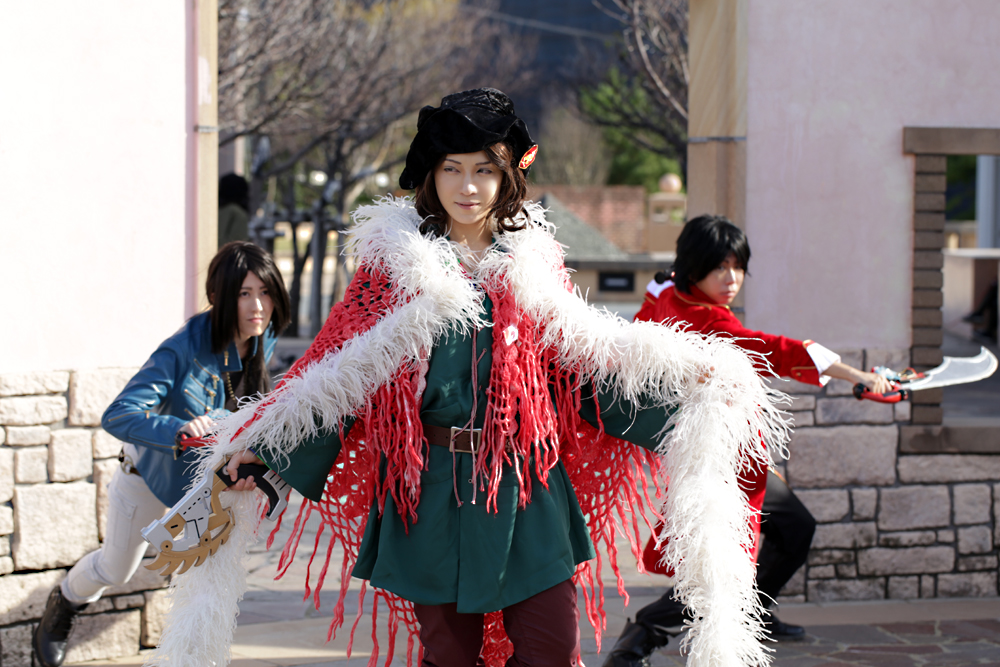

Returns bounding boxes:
[257,262,662,666]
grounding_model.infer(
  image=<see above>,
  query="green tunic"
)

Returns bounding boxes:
[261,295,673,613]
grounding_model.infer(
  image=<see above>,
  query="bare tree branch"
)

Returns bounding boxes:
[218,0,537,332]
[583,0,689,168]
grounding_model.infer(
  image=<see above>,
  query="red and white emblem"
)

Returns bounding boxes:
[519,145,538,170]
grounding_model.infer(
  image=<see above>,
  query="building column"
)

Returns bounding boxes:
[686,0,747,227]
[977,156,1000,249]
[186,0,219,316]
[687,0,748,315]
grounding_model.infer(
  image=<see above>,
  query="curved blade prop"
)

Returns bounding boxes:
[855,347,998,402]
[142,461,290,575]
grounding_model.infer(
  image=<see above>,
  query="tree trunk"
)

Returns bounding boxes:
[308,213,327,337]
[328,190,350,313]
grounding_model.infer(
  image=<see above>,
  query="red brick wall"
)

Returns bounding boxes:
[529,185,646,253]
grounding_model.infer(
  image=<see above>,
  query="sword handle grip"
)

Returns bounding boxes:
[174,433,212,459]
[853,383,910,403]
[216,464,285,519]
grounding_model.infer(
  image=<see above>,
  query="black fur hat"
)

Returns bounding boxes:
[399,87,537,190]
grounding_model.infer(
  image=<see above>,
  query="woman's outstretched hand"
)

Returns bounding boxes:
[225,449,265,492]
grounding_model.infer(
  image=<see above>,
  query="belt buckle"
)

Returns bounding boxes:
[449,426,481,454]
[120,453,139,476]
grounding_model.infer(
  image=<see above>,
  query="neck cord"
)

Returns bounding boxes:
[223,349,243,405]
[224,371,237,405]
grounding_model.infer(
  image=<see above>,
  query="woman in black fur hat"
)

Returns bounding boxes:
[154,88,788,667]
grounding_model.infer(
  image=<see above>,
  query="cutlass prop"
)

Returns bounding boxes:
[854,346,998,403]
[141,458,291,576]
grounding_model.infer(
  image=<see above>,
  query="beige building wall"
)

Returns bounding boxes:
[687,0,747,228]
[697,0,1000,604]
[0,1,217,661]
[0,1,215,374]
[744,0,1000,349]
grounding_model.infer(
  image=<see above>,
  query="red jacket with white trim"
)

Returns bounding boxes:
[635,283,823,385]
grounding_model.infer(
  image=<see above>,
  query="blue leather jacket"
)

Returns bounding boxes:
[101,310,277,506]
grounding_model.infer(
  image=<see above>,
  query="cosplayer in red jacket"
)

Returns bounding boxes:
[604,215,892,666]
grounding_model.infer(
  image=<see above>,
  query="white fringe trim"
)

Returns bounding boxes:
[148,197,789,667]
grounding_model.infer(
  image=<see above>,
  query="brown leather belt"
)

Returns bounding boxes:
[423,424,481,454]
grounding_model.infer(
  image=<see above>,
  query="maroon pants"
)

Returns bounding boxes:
[412,579,581,667]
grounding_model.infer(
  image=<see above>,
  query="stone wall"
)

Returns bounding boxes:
[774,349,999,604]
[0,369,170,666]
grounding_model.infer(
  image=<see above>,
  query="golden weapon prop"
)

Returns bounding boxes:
[142,460,290,576]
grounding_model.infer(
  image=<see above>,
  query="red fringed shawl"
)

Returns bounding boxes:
[256,263,665,667]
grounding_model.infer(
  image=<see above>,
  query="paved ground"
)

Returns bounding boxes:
[72,491,1000,667]
[71,330,1000,667]
[755,617,1000,667]
[72,587,1000,666]
[642,601,1000,666]
[220,596,1000,667]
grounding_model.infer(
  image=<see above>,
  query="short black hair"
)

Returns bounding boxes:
[205,242,291,394]
[673,215,751,294]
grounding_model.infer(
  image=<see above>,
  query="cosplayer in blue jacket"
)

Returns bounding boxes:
[33,241,290,667]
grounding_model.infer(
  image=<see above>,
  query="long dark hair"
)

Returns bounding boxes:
[205,242,291,394]
[673,215,751,294]
[415,141,528,237]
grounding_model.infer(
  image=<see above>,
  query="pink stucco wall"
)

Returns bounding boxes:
[744,0,1000,349]
[0,3,192,372]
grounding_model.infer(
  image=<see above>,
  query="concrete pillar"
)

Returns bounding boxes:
[687,0,748,315]
[687,0,747,227]
[187,0,219,316]
[976,156,1000,248]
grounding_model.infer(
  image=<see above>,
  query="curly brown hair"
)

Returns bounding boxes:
[415,142,528,237]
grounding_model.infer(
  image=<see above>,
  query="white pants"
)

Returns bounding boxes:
[62,447,167,605]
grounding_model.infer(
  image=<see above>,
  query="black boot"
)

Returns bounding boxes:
[33,587,87,667]
[601,619,671,667]
[761,608,805,641]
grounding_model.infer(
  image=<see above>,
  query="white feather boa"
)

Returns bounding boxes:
[147,197,789,667]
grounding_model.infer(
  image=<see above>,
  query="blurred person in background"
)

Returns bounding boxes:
[963,279,998,343]
[218,173,251,248]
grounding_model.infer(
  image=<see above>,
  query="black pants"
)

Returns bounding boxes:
[635,470,816,628]
[755,470,816,603]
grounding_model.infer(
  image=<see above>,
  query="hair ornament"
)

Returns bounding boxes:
[518,145,538,170]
